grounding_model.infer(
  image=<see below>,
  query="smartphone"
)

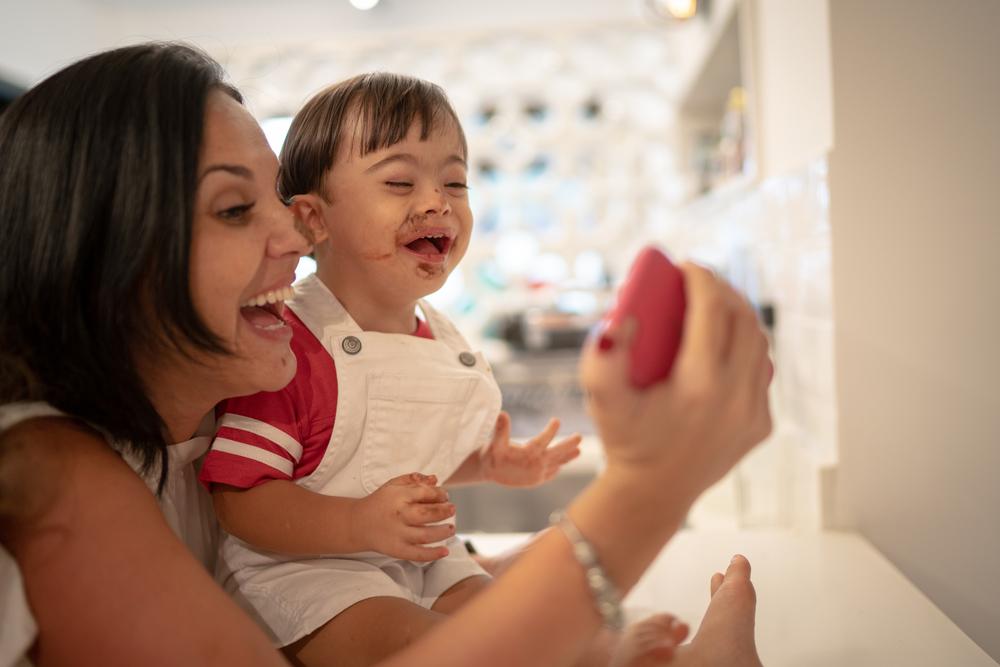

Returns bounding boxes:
[606,246,686,389]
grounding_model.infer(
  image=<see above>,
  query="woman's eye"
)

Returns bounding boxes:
[218,202,255,222]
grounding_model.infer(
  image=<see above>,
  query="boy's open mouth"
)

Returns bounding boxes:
[401,231,454,260]
[240,286,293,331]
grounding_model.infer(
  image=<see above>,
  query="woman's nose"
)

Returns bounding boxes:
[267,205,312,258]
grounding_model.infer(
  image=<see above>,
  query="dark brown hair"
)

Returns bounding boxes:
[278,72,466,200]
[0,43,242,493]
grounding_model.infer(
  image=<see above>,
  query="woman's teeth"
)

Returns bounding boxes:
[241,286,294,308]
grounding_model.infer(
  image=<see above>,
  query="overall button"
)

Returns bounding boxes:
[458,351,477,367]
[342,336,363,355]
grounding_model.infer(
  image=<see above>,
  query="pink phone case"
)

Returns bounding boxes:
[606,246,687,389]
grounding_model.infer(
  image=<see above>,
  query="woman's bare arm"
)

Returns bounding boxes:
[1,418,287,667]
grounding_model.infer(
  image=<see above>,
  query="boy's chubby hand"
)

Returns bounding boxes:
[480,412,582,487]
[352,473,455,562]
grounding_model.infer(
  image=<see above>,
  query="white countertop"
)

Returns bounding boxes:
[465,529,998,666]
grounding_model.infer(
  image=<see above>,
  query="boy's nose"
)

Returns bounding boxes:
[421,187,451,216]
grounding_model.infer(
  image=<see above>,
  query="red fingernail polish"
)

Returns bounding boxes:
[598,334,614,351]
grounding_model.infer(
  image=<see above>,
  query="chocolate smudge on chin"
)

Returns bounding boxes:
[417,262,445,278]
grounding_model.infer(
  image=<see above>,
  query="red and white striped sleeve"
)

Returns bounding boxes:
[199,309,337,490]
[200,384,306,490]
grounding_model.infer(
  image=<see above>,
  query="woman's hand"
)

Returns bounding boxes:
[352,473,456,561]
[579,262,772,500]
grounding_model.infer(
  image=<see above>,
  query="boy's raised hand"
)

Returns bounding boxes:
[352,473,455,562]
[480,412,583,487]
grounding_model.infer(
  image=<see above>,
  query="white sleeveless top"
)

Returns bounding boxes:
[0,401,219,667]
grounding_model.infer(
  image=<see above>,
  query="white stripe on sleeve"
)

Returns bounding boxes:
[211,438,294,477]
[217,413,304,462]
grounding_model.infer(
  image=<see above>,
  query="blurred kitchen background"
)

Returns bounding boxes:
[2,0,998,661]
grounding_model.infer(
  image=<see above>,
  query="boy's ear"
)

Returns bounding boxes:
[289,194,329,245]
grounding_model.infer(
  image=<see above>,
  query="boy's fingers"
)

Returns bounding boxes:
[551,447,581,467]
[525,418,560,453]
[403,502,455,526]
[552,433,583,447]
[407,484,449,504]
[495,410,511,432]
[386,472,428,486]
[490,411,512,447]
[408,524,455,549]
[545,436,582,462]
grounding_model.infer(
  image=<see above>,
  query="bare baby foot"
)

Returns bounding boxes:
[609,613,690,667]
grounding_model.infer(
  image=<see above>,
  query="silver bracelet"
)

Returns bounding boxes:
[550,510,624,631]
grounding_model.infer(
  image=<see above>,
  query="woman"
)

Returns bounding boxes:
[0,43,770,666]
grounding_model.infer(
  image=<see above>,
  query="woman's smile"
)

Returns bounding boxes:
[239,283,295,340]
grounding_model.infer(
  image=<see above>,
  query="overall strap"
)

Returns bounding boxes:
[417,299,474,353]
[287,274,362,344]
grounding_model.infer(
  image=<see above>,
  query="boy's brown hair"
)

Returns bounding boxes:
[278,72,466,201]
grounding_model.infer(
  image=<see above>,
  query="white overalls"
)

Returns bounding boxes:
[216,274,502,647]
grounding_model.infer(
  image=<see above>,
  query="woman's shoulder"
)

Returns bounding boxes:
[0,413,284,665]
[2,413,121,476]
[1,411,102,449]
[0,414,154,538]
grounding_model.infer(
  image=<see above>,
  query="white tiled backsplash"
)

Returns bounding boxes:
[639,158,837,529]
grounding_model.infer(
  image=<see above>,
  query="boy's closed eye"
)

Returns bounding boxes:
[384,180,468,192]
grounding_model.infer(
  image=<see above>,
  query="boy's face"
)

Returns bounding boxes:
[315,118,471,307]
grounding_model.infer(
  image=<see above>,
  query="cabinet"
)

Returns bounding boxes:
[673,0,757,200]
[671,0,834,198]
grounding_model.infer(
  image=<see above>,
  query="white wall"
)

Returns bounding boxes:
[751,0,833,178]
[0,0,115,84]
[0,0,641,82]
[1,0,641,87]
[108,0,640,45]
[828,0,1000,660]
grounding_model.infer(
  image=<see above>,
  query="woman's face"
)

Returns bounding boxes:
[186,91,309,400]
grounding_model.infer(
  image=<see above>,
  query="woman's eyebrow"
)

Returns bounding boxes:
[199,164,253,182]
